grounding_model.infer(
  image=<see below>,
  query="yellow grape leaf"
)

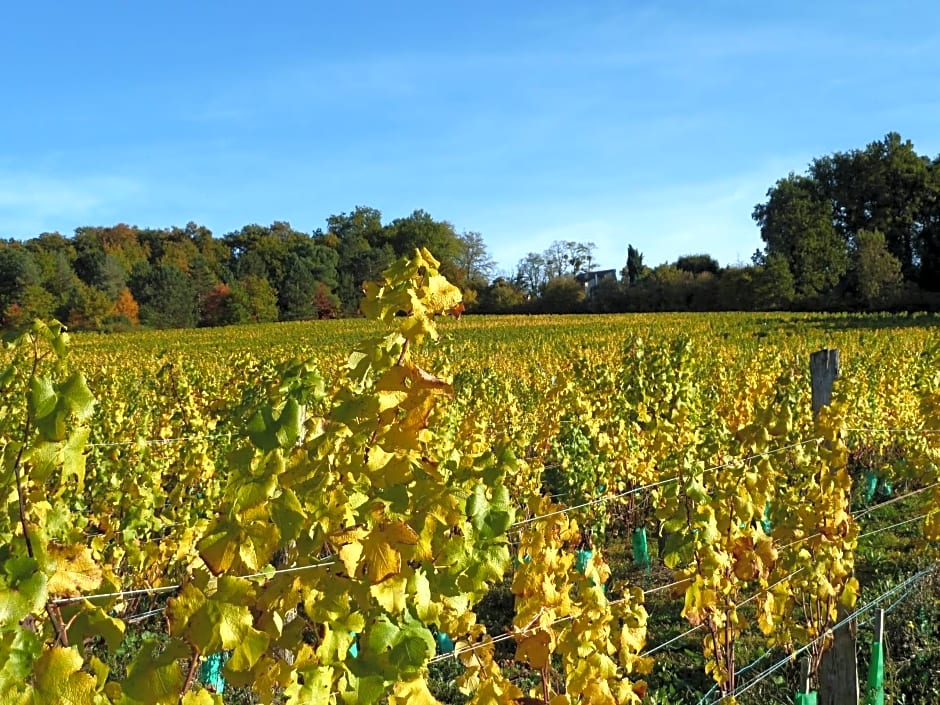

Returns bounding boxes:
[338,543,364,577]
[732,552,759,582]
[754,535,777,573]
[371,575,408,614]
[839,576,859,607]
[422,272,462,317]
[681,581,710,627]
[409,365,453,393]
[182,690,224,704]
[757,593,776,636]
[389,676,442,705]
[376,389,409,413]
[366,450,415,488]
[198,518,279,574]
[380,520,420,546]
[620,622,646,655]
[410,569,441,624]
[515,631,552,669]
[359,534,401,583]
[29,646,98,704]
[167,583,207,636]
[330,525,369,547]
[46,543,102,596]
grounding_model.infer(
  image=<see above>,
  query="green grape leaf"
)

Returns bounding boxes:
[123,638,189,704]
[247,400,300,452]
[389,622,436,678]
[28,376,58,424]
[269,488,306,543]
[233,474,277,513]
[276,399,303,449]
[467,484,514,542]
[67,604,126,653]
[198,518,279,575]
[341,674,386,705]
[357,615,434,682]
[183,577,270,672]
[284,665,334,705]
[60,372,95,421]
[0,627,42,686]
[0,557,48,625]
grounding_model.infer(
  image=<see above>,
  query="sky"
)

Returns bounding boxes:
[2,1,939,274]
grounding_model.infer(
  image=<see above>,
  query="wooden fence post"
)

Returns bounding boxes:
[810,349,840,414]
[810,349,859,705]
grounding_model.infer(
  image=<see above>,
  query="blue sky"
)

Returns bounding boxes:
[2,1,939,274]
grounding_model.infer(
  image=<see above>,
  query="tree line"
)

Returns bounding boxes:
[0,209,496,330]
[2,132,939,329]
[485,131,940,314]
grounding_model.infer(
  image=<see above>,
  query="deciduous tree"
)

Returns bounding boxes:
[853,229,903,308]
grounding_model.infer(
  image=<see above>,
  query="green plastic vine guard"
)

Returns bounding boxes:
[762,501,772,534]
[632,528,651,574]
[198,651,228,694]
[435,631,455,654]
[864,468,893,504]
[865,469,879,504]
[864,640,885,705]
[349,633,359,659]
[794,692,818,705]
[575,548,593,574]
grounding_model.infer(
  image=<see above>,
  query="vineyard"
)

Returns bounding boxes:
[2,249,940,704]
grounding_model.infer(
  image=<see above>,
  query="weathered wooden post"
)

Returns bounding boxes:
[810,349,859,705]
[810,349,840,413]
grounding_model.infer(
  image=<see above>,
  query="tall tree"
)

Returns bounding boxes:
[111,288,140,325]
[66,283,113,330]
[382,210,459,258]
[811,133,931,277]
[454,231,495,289]
[324,207,390,311]
[569,241,596,274]
[913,155,940,290]
[0,245,40,311]
[479,278,526,312]
[278,254,319,321]
[623,245,645,285]
[853,229,903,308]
[543,241,569,279]
[231,275,279,324]
[514,252,548,297]
[753,253,796,309]
[129,263,197,328]
[753,174,848,299]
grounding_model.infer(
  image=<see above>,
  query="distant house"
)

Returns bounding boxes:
[575,269,617,297]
